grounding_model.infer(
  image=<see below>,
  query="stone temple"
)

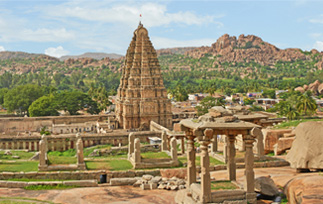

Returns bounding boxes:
[115,23,172,130]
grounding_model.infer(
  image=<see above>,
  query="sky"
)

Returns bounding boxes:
[0,0,322,58]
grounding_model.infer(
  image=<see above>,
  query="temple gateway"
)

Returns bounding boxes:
[115,23,172,130]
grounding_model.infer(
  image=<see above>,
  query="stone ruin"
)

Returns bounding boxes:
[38,133,86,171]
[128,132,179,169]
[175,109,262,204]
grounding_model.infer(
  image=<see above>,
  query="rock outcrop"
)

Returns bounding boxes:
[295,80,323,95]
[185,34,314,66]
[286,121,323,170]
[285,176,323,204]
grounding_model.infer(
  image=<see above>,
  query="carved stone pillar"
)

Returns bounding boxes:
[251,127,264,157]
[224,136,228,163]
[128,133,135,158]
[227,135,236,181]
[38,139,48,170]
[134,138,141,163]
[181,137,185,154]
[170,137,178,165]
[211,134,217,153]
[76,134,86,170]
[161,130,168,151]
[199,129,213,203]
[186,133,196,187]
[244,134,256,202]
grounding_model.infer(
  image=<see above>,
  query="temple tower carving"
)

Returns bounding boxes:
[115,23,172,129]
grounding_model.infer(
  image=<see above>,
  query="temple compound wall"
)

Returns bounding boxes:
[0,115,109,133]
[0,131,161,151]
[115,23,172,130]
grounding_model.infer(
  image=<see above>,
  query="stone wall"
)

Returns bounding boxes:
[0,115,109,133]
[0,131,161,151]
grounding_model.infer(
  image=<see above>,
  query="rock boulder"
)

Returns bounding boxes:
[254,176,280,197]
[284,176,323,204]
[286,121,323,170]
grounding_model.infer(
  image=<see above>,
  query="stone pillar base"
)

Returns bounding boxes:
[77,163,87,170]
[246,192,257,204]
[38,165,48,171]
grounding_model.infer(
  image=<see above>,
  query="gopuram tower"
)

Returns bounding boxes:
[115,23,172,130]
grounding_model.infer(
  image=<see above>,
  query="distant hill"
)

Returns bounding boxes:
[0,51,57,61]
[60,52,123,61]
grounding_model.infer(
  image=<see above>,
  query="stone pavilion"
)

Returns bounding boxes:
[115,23,172,129]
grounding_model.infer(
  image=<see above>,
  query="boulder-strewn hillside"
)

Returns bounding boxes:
[185,34,323,68]
[60,52,123,61]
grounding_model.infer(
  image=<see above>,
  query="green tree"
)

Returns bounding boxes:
[296,91,317,116]
[3,84,44,115]
[55,90,100,115]
[28,95,59,117]
[196,96,225,116]
[0,88,8,105]
[262,89,276,99]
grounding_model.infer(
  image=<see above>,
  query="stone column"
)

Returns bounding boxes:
[12,141,15,150]
[211,134,217,153]
[251,127,264,157]
[62,139,66,151]
[38,139,47,170]
[161,131,168,151]
[186,133,196,187]
[170,137,178,165]
[34,141,38,151]
[23,141,26,150]
[134,138,141,163]
[128,133,135,158]
[5,142,9,149]
[76,134,86,170]
[244,135,256,202]
[181,137,185,154]
[199,129,213,203]
[227,135,236,181]
[223,136,228,163]
[51,140,55,151]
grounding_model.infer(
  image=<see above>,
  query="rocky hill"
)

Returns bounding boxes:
[0,51,57,61]
[60,52,123,61]
[185,34,323,68]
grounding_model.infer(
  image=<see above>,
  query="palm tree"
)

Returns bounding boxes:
[296,91,317,116]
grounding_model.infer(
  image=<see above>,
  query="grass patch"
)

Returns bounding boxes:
[274,118,323,129]
[211,180,238,190]
[0,151,35,160]
[141,152,170,159]
[178,156,224,166]
[86,159,132,171]
[281,197,288,204]
[83,144,112,157]
[24,184,76,190]
[0,161,38,172]
[267,152,275,156]
[47,149,76,164]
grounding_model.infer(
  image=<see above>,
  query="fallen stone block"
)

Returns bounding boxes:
[141,183,150,190]
[110,178,137,186]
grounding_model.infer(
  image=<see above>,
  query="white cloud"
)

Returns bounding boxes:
[45,46,69,58]
[0,46,5,51]
[309,14,323,24]
[313,41,323,51]
[21,28,74,42]
[44,2,220,28]
[150,37,216,49]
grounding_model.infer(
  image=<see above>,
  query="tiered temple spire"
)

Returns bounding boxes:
[115,23,172,129]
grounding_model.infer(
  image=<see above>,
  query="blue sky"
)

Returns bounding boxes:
[0,0,322,58]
